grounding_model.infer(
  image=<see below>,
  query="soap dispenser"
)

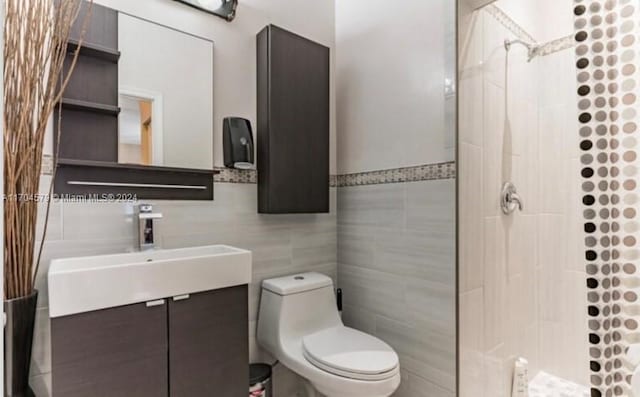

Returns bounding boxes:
[223,117,255,169]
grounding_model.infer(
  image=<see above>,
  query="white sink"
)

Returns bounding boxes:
[48,245,252,318]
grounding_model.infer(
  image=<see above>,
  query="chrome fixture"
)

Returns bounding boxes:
[501,182,524,214]
[504,39,540,62]
[137,204,163,250]
[173,0,238,22]
[67,181,207,190]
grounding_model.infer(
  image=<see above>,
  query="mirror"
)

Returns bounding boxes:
[118,13,214,170]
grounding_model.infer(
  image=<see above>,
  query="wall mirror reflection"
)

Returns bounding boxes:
[118,95,155,166]
[54,2,216,200]
[117,13,214,170]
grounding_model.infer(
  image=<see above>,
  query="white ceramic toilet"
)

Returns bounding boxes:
[257,272,401,397]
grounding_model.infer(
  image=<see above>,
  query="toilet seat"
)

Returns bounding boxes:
[302,326,399,381]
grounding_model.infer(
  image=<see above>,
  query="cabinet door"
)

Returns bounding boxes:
[257,25,330,213]
[168,285,248,397]
[51,301,168,397]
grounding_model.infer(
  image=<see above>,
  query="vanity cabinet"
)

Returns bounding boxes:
[257,25,330,214]
[50,300,168,397]
[169,287,248,397]
[51,285,248,397]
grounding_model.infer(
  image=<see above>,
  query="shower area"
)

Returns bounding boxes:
[458,0,640,396]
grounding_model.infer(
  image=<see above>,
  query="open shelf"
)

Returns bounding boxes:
[60,98,120,116]
[55,159,218,200]
[67,39,121,63]
[56,158,219,175]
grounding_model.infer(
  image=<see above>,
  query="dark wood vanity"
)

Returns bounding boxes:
[51,285,248,397]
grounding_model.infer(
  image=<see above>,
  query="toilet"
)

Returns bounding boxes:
[257,272,401,397]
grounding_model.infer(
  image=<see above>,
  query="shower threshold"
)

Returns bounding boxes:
[529,371,589,397]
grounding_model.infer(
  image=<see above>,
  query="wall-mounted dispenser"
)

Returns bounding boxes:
[223,117,255,169]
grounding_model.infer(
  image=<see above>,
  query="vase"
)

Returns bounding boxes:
[4,290,38,397]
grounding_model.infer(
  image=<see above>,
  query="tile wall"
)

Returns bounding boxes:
[337,178,456,396]
[334,0,458,394]
[29,179,337,396]
[458,0,589,396]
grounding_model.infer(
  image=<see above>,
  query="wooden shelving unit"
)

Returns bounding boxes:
[55,2,215,200]
[67,38,120,63]
[60,98,120,116]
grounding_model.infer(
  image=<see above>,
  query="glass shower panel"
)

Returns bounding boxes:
[458,0,593,395]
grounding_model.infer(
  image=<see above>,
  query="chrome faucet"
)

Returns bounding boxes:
[137,204,163,250]
[501,182,524,214]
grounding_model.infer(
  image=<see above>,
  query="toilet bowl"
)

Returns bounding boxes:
[257,272,401,397]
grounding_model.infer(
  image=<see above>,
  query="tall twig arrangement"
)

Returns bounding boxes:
[3,0,88,299]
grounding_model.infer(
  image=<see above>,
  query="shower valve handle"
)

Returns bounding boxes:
[501,182,524,214]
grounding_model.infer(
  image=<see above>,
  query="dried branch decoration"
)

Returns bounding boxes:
[4,0,89,299]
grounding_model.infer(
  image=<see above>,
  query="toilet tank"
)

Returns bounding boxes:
[257,273,342,352]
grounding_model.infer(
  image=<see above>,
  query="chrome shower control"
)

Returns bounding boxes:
[501,182,524,215]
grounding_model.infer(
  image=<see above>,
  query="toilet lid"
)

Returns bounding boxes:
[302,326,399,381]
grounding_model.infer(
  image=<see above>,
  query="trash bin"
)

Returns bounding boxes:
[249,363,272,397]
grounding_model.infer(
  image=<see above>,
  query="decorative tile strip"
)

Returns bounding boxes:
[42,154,54,176]
[485,4,536,43]
[214,167,338,186]
[329,174,337,188]
[537,34,575,57]
[484,5,574,58]
[41,157,453,187]
[213,166,257,184]
[336,161,456,187]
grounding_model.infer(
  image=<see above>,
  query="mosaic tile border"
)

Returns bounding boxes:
[42,154,54,176]
[336,161,456,187]
[214,167,339,186]
[42,156,455,187]
[213,166,256,184]
[484,5,575,58]
[538,34,575,57]
[485,4,536,43]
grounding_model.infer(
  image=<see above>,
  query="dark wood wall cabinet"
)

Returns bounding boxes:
[56,2,215,200]
[257,25,330,214]
[51,285,248,397]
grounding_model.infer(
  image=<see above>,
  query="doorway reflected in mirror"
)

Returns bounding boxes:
[118,94,157,166]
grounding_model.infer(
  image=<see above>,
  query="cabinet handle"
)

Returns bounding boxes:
[145,299,165,307]
[172,294,190,301]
